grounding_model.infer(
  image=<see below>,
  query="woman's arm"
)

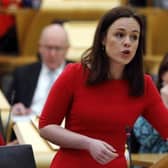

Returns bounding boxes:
[39,64,118,165]
[39,125,118,165]
[143,76,168,139]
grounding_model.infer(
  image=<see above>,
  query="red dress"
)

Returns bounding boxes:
[39,63,168,168]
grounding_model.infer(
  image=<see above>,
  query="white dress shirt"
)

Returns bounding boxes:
[12,62,65,122]
[31,62,65,116]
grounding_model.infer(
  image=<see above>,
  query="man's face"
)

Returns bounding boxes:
[39,29,69,70]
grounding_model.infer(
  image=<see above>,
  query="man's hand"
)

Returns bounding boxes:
[11,103,32,116]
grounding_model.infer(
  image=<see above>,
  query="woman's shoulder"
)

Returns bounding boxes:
[144,74,159,92]
[144,74,154,84]
[64,62,84,74]
[65,62,82,69]
[56,63,85,89]
[144,74,152,80]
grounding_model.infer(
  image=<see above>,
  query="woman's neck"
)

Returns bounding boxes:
[109,63,125,80]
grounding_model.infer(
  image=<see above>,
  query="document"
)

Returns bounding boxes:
[12,114,35,122]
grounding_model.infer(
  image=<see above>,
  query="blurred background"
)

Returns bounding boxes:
[1,0,168,89]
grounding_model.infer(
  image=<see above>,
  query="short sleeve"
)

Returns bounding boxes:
[143,75,168,139]
[39,63,79,128]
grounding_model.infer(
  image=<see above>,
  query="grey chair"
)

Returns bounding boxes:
[0,73,13,98]
[0,144,36,168]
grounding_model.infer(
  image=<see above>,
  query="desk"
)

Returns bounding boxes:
[13,121,56,168]
[14,120,168,168]
[0,90,11,142]
[132,153,167,167]
[0,90,10,112]
[0,90,10,124]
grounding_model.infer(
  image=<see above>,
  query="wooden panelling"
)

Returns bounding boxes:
[1,6,168,74]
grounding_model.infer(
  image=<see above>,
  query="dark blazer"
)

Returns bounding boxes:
[7,61,72,107]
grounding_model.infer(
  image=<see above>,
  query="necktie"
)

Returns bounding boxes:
[47,71,56,91]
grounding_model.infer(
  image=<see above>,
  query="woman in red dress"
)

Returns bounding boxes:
[39,6,168,168]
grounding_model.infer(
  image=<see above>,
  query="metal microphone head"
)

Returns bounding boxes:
[125,125,132,137]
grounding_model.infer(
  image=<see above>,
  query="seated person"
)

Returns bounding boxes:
[129,0,147,7]
[6,23,70,121]
[134,53,168,153]
[0,0,22,54]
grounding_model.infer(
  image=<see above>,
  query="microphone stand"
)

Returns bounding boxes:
[0,109,5,141]
[125,126,133,168]
[5,90,15,143]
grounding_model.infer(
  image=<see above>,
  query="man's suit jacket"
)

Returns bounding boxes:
[7,61,71,107]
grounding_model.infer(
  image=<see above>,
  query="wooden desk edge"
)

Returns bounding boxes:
[132,153,167,167]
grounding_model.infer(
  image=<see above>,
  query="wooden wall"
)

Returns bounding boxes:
[1,2,168,75]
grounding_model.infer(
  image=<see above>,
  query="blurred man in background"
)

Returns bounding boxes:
[7,23,70,122]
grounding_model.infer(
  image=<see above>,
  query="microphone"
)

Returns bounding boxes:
[5,90,15,142]
[125,125,133,168]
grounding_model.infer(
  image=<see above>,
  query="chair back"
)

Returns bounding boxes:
[0,144,36,168]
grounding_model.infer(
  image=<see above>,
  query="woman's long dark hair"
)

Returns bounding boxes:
[81,6,145,97]
[157,53,168,90]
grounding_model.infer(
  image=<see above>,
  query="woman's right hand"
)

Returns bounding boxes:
[87,139,118,165]
[40,124,118,165]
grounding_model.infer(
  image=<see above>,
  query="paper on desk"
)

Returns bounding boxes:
[12,114,36,122]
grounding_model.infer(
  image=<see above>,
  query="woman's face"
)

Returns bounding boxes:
[102,17,140,66]
[162,71,168,86]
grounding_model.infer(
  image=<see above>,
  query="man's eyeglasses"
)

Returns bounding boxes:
[41,45,67,52]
